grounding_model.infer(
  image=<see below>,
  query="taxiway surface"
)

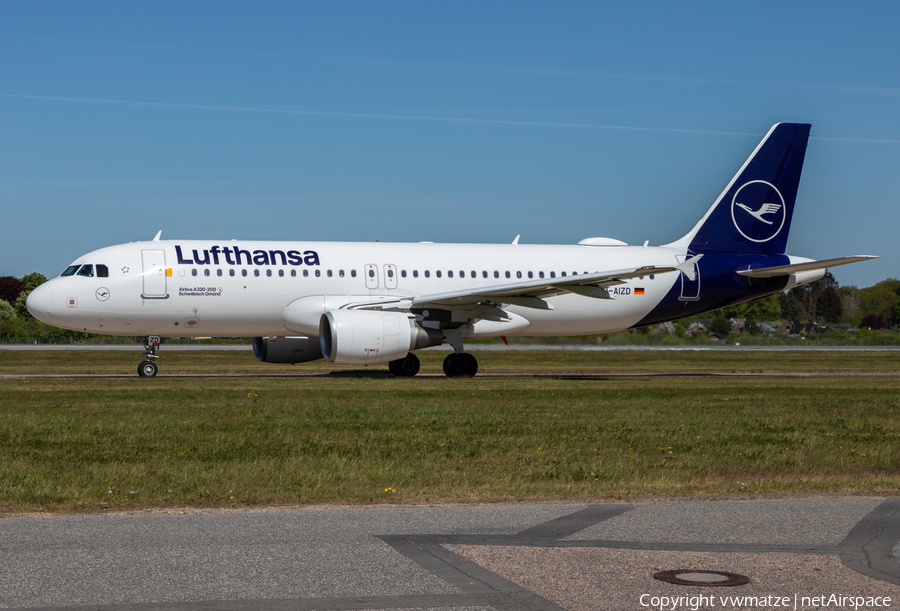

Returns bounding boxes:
[2,497,900,610]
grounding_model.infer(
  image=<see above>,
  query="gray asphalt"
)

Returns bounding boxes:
[2,498,900,611]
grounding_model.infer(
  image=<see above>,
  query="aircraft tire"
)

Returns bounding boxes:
[443,352,477,378]
[442,353,457,377]
[457,352,478,377]
[390,353,420,377]
[138,360,158,378]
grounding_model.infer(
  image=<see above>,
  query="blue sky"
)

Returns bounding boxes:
[1,1,898,288]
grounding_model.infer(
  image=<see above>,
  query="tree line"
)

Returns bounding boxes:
[710,272,900,331]
[0,274,92,341]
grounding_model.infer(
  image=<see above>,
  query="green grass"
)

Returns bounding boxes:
[1,349,899,512]
[2,347,900,375]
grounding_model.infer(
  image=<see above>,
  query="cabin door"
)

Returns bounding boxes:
[142,250,168,298]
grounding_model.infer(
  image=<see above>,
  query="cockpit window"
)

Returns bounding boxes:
[97,264,109,278]
[61,265,80,277]
[76,265,94,277]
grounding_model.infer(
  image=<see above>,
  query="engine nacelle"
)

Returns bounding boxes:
[319,310,442,365]
[252,336,324,364]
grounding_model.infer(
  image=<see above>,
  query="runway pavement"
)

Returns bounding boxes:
[2,497,900,610]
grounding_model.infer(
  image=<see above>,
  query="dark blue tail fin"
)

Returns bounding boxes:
[666,123,811,255]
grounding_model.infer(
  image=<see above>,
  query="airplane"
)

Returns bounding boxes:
[26,123,877,378]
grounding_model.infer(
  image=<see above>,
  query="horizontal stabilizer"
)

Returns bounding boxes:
[737,255,879,278]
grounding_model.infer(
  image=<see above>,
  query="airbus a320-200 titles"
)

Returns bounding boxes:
[27,123,877,378]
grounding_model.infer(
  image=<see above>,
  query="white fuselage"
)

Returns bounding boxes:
[30,239,687,338]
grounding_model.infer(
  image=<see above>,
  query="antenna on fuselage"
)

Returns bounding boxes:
[152,230,162,242]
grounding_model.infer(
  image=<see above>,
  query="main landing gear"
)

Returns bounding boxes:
[443,352,478,378]
[386,329,478,378]
[388,353,420,377]
[387,351,479,377]
[138,335,161,378]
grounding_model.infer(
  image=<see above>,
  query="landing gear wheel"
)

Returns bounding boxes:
[442,353,457,377]
[443,352,478,378]
[389,353,420,377]
[138,360,158,378]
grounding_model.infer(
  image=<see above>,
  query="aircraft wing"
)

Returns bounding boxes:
[410,258,698,310]
[736,255,879,278]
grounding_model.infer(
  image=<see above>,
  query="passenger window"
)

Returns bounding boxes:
[279,269,284,277]
[550,271,556,278]
[192,269,198,277]
[242,269,247,277]
[561,271,566,277]
[505,271,510,278]
[482,271,487,278]
[387,269,393,278]
[327,270,333,277]
[425,270,430,278]
[266,269,272,277]
[229,269,235,277]
[471,271,476,278]
[97,264,109,278]
[368,269,375,278]
[217,269,223,277]
[528,271,533,279]
[77,265,94,277]
[448,270,453,278]
[400,270,406,278]
[494,271,499,278]
[303,269,309,277]
[254,269,260,277]
[340,270,345,277]
[460,270,465,278]
[516,271,522,279]
[413,270,419,278]
[315,270,321,277]
[539,271,544,279]
[204,269,210,277]
[351,269,357,277]
[436,270,442,278]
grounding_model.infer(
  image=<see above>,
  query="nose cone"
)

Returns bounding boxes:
[26,284,53,323]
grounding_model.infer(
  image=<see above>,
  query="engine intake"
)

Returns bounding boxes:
[319,310,442,365]
[252,336,324,364]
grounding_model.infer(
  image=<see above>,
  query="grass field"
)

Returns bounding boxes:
[1,349,899,513]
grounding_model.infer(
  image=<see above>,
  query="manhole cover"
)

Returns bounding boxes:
[654,570,749,587]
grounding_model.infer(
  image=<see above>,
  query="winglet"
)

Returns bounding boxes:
[152,231,162,242]
[512,235,520,245]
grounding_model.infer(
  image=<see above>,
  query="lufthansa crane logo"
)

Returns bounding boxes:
[731,180,786,243]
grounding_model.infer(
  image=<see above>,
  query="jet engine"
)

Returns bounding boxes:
[251,336,324,364]
[319,310,442,365]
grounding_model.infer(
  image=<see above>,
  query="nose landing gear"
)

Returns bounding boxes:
[138,335,161,377]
